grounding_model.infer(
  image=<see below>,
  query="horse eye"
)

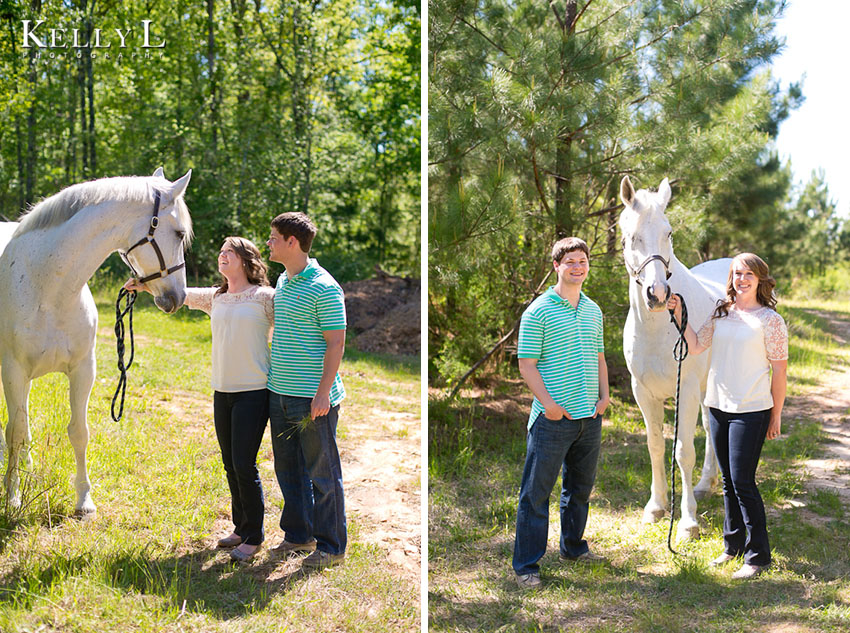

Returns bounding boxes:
[176,230,186,241]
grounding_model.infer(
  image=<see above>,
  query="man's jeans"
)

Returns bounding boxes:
[269,392,347,555]
[709,407,771,566]
[513,412,602,576]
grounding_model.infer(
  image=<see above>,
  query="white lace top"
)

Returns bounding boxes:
[696,305,788,413]
[184,285,275,393]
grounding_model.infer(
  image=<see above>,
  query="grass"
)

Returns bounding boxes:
[0,288,420,633]
[429,298,850,632]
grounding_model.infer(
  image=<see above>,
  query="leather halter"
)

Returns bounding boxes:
[120,191,186,284]
[625,253,672,286]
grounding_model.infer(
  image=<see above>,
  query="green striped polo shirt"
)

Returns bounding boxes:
[518,287,604,429]
[267,258,346,404]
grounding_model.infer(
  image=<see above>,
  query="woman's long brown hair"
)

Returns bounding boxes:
[215,236,270,295]
[712,252,777,319]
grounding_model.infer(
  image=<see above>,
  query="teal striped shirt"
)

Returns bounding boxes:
[518,288,604,429]
[267,259,346,404]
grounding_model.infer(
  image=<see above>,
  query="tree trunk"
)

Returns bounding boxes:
[291,0,312,215]
[85,13,96,174]
[552,1,578,238]
[207,0,219,171]
[606,177,619,256]
[7,16,26,210]
[25,50,37,205]
[78,51,88,176]
[554,136,572,237]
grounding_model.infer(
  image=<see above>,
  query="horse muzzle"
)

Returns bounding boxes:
[154,289,185,314]
[645,282,671,312]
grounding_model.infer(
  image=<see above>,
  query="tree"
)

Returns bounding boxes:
[429,0,796,386]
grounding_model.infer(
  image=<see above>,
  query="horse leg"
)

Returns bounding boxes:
[1,358,31,509]
[632,381,667,523]
[67,358,96,516]
[693,403,718,499]
[0,364,6,458]
[673,394,701,541]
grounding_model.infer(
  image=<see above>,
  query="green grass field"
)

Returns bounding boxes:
[0,288,421,633]
[429,299,850,632]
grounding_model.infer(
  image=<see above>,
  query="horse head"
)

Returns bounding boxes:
[619,175,675,312]
[122,168,193,314]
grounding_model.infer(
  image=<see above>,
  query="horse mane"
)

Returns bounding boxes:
[13,176,192,245]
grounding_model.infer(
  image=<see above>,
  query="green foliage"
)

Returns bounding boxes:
[0,0,420,282]
[428,0,832,387]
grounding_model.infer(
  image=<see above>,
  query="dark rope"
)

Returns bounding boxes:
[111,287,137,422]
[667,293,689,555]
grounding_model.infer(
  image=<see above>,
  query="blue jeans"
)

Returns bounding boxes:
[513,412,602,575]
[213,389,269,546]
[709,407,771,566]
[268,392,347,555]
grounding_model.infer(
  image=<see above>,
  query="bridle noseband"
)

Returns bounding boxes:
[625,253,672,286]
[120,191,186,283]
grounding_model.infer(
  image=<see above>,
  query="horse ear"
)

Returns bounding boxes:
[152,167,164,178]
[167,170,192,202]
[659,178,672,205]
[620,176,636,208]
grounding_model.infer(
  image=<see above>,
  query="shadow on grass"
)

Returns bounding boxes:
[0,543,322,620]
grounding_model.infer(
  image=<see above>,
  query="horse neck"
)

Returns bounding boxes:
[33,200,143,298]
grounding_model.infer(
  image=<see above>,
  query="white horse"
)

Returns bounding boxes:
[0,168,192,516]
[619,175,730,540]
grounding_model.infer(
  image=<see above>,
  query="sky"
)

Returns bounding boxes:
[771,1,849,217]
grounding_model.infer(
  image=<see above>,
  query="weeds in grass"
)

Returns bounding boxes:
[0,292,420,633]
[430,301,850,632]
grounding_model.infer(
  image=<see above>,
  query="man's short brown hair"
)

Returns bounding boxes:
[271,212,317,253]
[551,237,590,263]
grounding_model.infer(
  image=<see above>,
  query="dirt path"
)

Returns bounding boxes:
[160,382,421,586]
[783,308,850,508]
[194,390,420,586]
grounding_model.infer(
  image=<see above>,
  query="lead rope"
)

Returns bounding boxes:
[667,293,688,555]
[111,287,137,422]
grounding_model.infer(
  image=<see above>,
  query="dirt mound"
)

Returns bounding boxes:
[342,272,421,357]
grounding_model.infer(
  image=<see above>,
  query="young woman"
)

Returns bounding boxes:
[667,253,788,579]
[125,236,274,562]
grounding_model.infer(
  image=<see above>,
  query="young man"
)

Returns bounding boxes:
[512,237,610,589]
[266,212,347,569]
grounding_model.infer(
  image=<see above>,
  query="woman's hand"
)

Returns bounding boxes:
[123,278,151,294]
[666,294,682,326]
[766,412,781,440]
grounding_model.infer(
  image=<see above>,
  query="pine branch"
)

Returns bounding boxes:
[458,17,509,56]
[448,268,553,400]
[530,144,553,217]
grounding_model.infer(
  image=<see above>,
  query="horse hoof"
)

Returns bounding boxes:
[74,501,97,520]
[693,488,710,501]
[676,524,700,542]
[73,508,96,521]
[642,507,666,524]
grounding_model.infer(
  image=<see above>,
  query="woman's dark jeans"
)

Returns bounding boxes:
[708,407,772,566]
[214,389,269,546]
